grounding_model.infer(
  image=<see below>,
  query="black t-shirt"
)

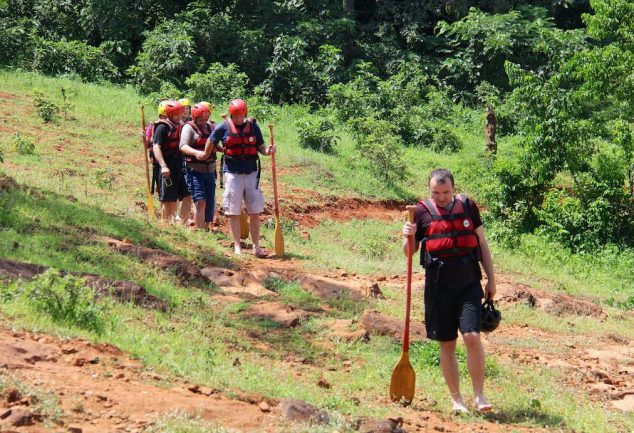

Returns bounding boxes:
[152,123,169,147]
[414,196,483,243]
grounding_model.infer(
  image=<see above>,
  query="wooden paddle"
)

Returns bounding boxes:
[389,205,416,406]
[140,106,154,218]
[268,124,284,257]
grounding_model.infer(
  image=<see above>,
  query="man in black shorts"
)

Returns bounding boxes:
[152,100,192,223]
[402,168,496,413]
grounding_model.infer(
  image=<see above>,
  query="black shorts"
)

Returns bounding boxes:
[423,257,483,341]
[156,155,191,202]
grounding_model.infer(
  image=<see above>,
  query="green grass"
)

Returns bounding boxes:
[264,277,323,311]
[1,69,634,433]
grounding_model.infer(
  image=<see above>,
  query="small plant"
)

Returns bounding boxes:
[0,143,4,163]
[94,168,115,189]
[11,132,36,155]
[295,115,339,154]
[60,87,75,121]
[20,269,109,334]
[33,93,59,123]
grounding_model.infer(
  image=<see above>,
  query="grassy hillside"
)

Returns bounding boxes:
[1,71,634,432]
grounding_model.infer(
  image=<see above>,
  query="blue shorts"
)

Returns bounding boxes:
[185,167,216,223]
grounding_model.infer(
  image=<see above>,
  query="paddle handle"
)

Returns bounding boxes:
[140,105,154,217]
[268,124,280,219]
[403,206,416,352]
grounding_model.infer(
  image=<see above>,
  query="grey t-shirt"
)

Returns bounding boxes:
[180,123,215,173]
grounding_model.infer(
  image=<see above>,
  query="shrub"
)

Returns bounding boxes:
[429,123,463,153]
[32,38,118,81]
[128,20,196,94]
[295,115,339,154]
[185,63,248,102]
[20,270,109,334]
[11,133,36,155]
[0,19,35,67]
[33,93,59,123]
[355,117,409,184]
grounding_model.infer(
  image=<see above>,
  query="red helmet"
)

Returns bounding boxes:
[191,103,210,119]
[228,99,247,116]
[164,100,185,118]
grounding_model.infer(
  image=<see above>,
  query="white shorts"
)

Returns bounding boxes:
[222,171,265,215]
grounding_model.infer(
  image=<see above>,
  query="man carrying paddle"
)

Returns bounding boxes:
[152,100,193,223]
[210,99,275,257]
[402,169,496,413]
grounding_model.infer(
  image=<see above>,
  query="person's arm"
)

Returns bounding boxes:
[475,225,496,300]
[152,125,170,177]
[402,222,421,256]
[204,124,225,159]
[179,125,205,159]
[254,122,275,156]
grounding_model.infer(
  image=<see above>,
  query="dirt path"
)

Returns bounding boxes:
[2,242,633,432]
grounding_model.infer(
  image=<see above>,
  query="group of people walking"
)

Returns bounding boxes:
[143,98,275,257]
[143,102,497,412]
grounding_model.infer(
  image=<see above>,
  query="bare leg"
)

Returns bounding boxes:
[161,202,177,223]
[249,213,266,257]
[463,332,491,411]
[229,215,242,254]
[193,200,206,229]
[179,196,193,225]
[440,339,467,413]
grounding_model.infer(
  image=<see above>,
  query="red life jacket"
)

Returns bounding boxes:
[154,119,181,155]
[421,194,479,258]
[224,118,259,160]
[184,121,215,163]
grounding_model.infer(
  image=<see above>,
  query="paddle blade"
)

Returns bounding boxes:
[240,212,249,239]
[146,190,154,218]
[274,217,284,257]
[390,351,416,406]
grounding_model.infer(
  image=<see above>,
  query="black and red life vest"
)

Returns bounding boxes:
[420,194,479,258]
[154,119,181,155]
[224,118,259,160]
[184,121,214,163]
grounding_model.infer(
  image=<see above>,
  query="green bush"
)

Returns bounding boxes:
[33,93,59,123]
[19,270,109,334]
[354,117,409,184]
[128,20,196,94]
[263,36,343,105]
[32,38,118,81]
[0,19,35,67]
[11,133,36,155]
[429,124,463,153]
[185,63,248,102]
[295,115,339,154]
